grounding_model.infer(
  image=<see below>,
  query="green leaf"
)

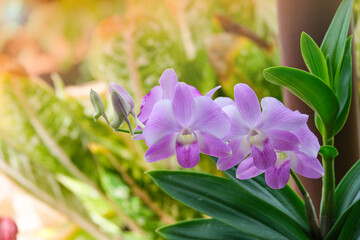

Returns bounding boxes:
[0,141,110,240]
[263,67,339,136]
[325,201,360,240]
[335,159,360,217]
[338,201,360,239]
[320,0,354,76]
[319,145,339,160]
[210,157,309,232]
[300,32,329,84]
[157,219,257,240]
[333,36,353,135]
[148,170,310,240]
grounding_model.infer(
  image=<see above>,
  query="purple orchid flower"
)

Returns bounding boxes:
[236,125,324,189]
[217,83,308,171]
[137,69,222,129]
[142,82,232,168]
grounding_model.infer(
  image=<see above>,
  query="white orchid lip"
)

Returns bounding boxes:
[177,128,197,145]
[248,129,266,150]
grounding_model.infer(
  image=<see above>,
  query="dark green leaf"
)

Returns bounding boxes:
[338,201,360,240]
[335,159,360,217]
[320,0,354,76]
[300,32,329,84]
[157,218,257,240]
[263,67,339,136]
[333,36,353,135]
[148,170,310,240]
[210,157,309,232]
[325,201,360,240]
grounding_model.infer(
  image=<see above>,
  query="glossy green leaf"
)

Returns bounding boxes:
[338,201,360,240]
[300,32,329,84]
[333,36,353,135]
[325,201,360,240]
[157,219,256,240]
[263,67,339,136]
[335,159,360,217]
[210,157,309,232]
[320,0,354,75]
[148,171,310,240]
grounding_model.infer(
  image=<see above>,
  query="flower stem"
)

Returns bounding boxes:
[290,170,321,239]
[320,136,336,237]
[117,128,143,134]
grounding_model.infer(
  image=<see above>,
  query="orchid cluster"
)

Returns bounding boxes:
[89,1,360,238]
[91,69,323,189]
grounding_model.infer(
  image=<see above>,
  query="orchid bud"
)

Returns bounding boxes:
[0,217,18,240]
[90,89,110,124]
[109,82,136,134]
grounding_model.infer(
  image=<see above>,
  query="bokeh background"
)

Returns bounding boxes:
[0,0,359,239]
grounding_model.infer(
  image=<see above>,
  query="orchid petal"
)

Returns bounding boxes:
[190,96,230,138]
[159,68,178,99]
[189,85,202,97]
[222,105,249,139]
[267,129,300,151]
[258,97,308,131]
[234,83,261,127]
[294,125,320,158]
[236,156,264,179]
[137,86,162,126]
[172,83,194,126]
[143,99,181,145]
[214,97,236,108]
[217,138,250,170]
[265,160,291,189]
[205,86,221,98]
[197,131,232,158]
[176,135,200,168]
[145,134,176,162]
[251,137,277,170]
[290,152,324,178]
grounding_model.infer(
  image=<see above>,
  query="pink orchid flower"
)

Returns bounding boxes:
[236,125,324,189]
[217,83,308,171]
[137,68,221,129]
[142,82,232,168]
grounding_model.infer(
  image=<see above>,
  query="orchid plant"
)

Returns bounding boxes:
[91,0,360,239]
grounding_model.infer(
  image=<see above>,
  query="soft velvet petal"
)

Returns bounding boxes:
[293,125,320,158]
[142,99,181,146]
[257,97,308,131]
[145,134,176,162]
[159,68,178,99]
[251,137,277,170]
[109,82,134,109]
[265,160,291,189]
[267,129,300,151]
[205,86,221,98]
[196,131,232,158]
[137,86,162,125]
[214,97,236,108]
[189,85,202,97]
[176,135,200,168]
[236,156,264,179]
[172,83,194,126]
[190,96,230,138]
[222,105,249,140]
[234,83,261,127]
[290,152,324,178]
[217,138,250,171]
